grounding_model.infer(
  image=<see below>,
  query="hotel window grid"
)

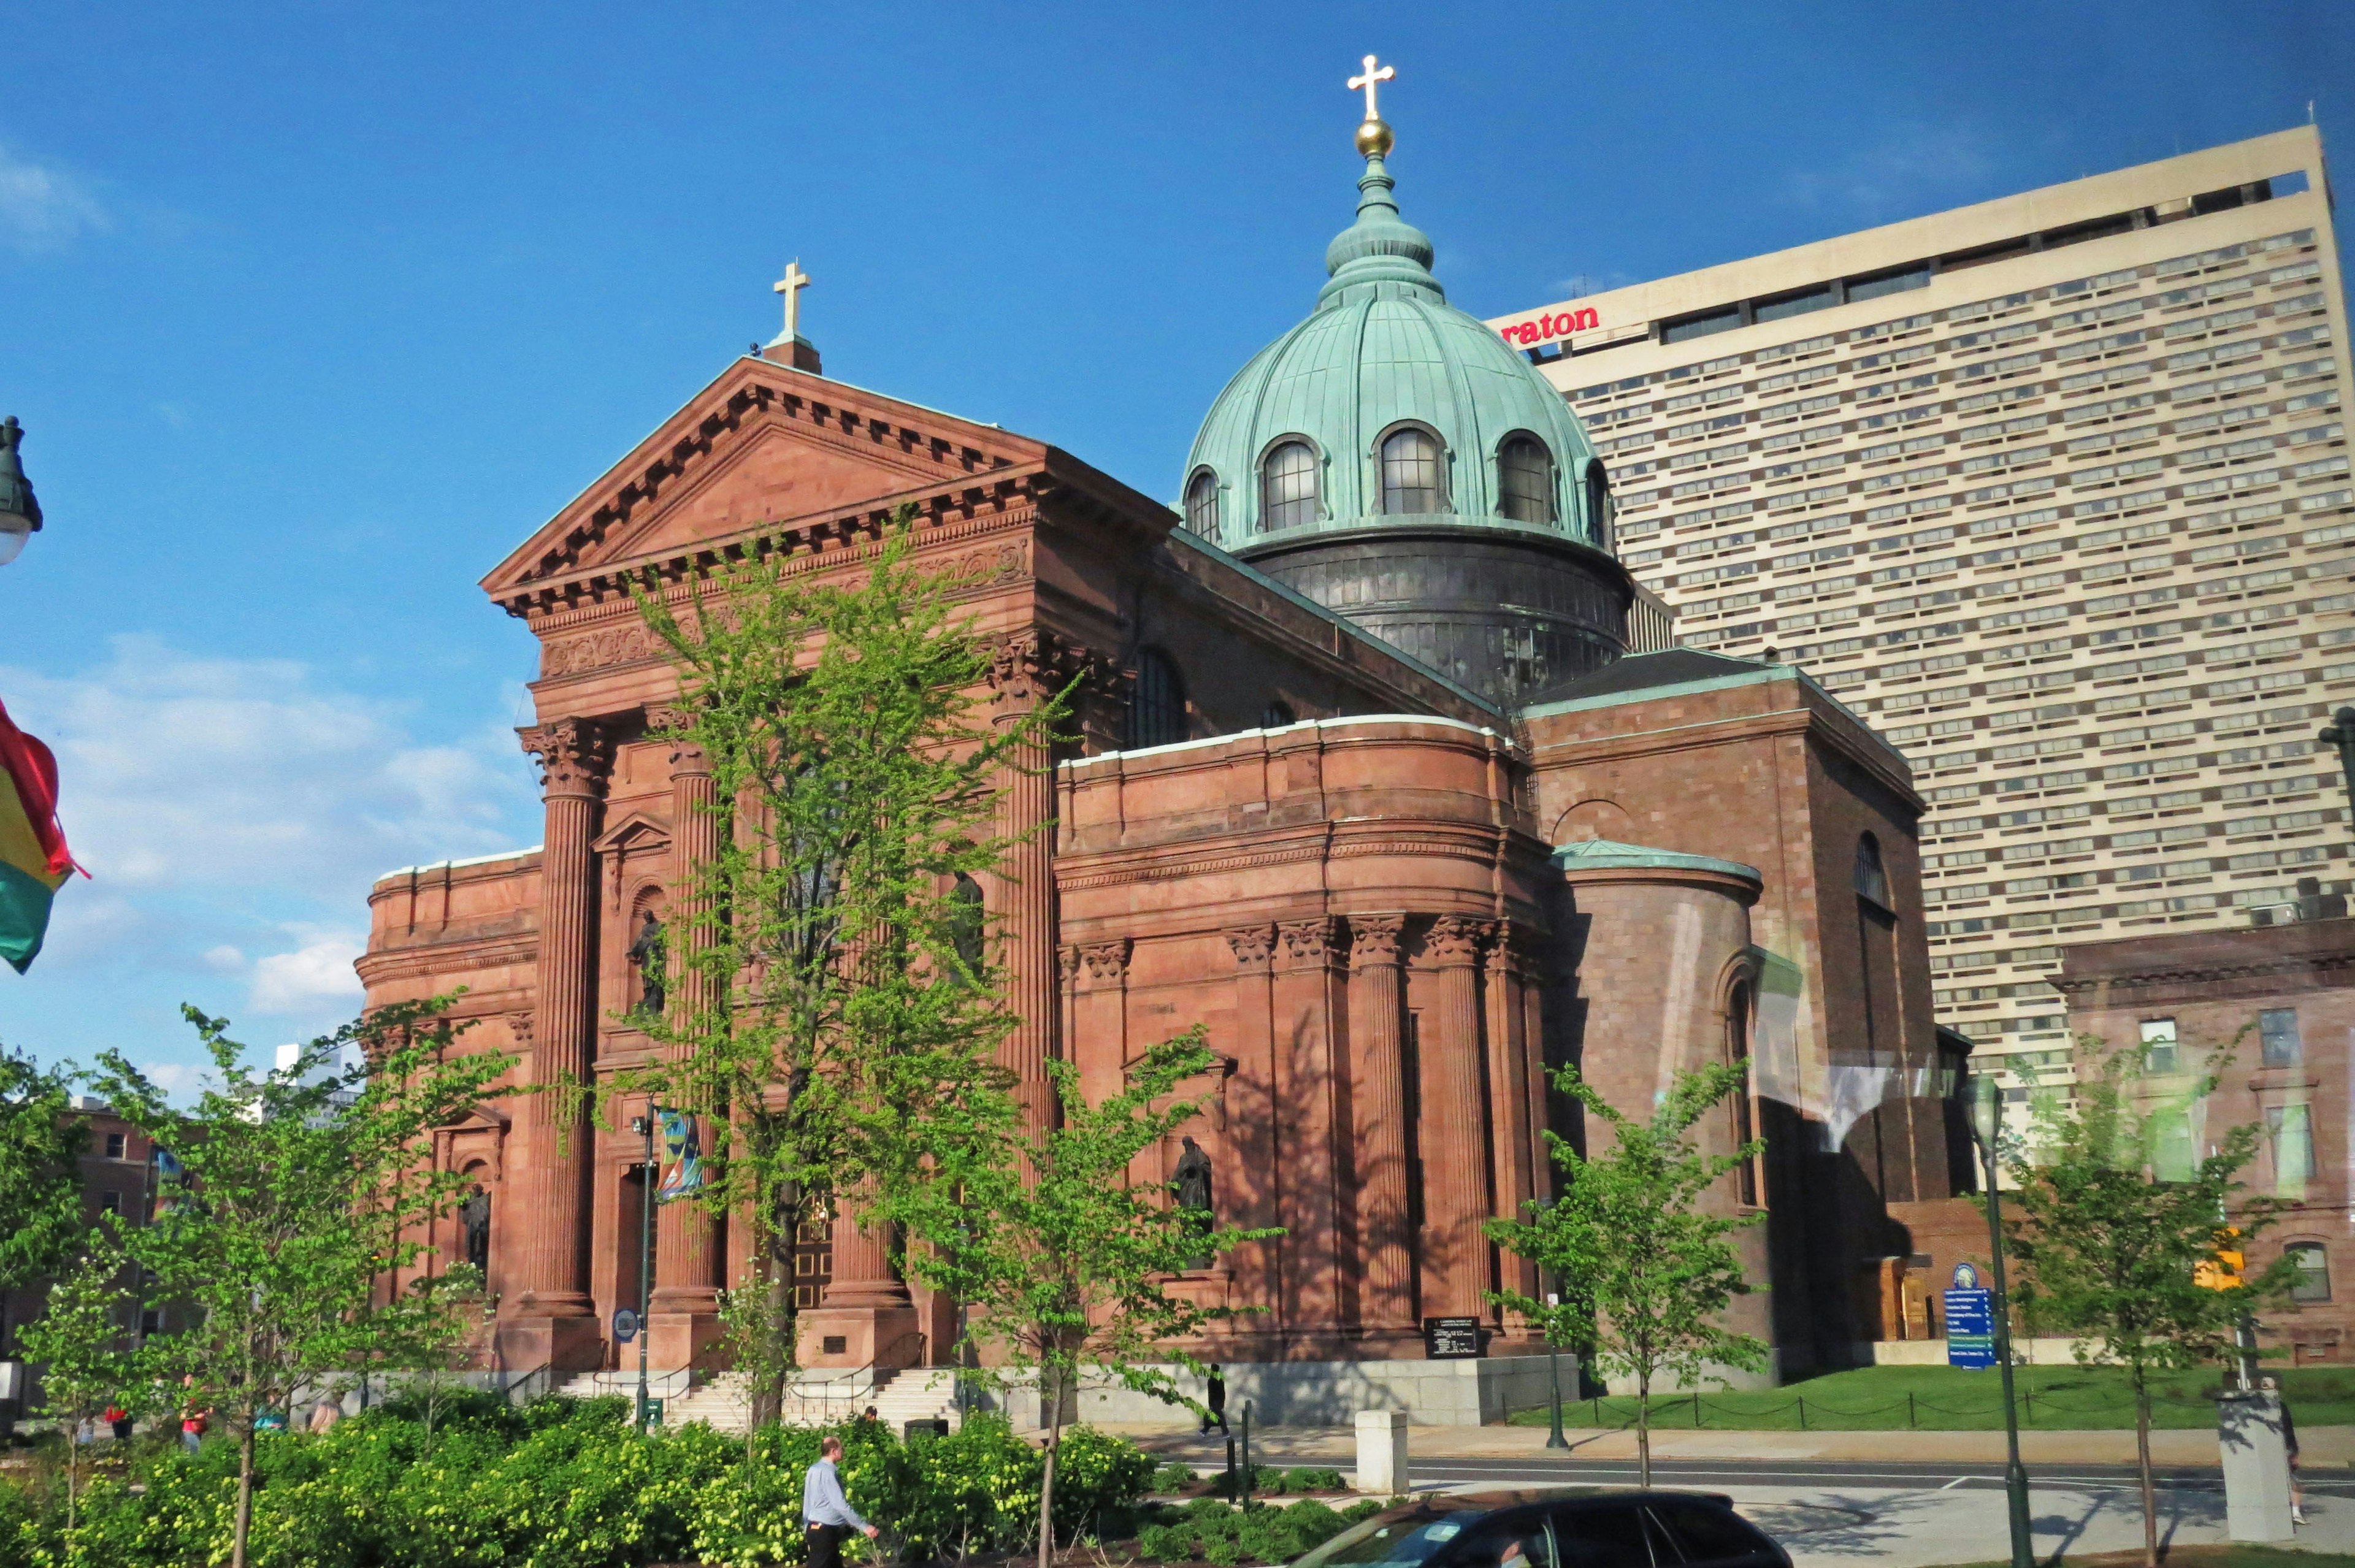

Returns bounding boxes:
[1260,441,1319,532]
[1498,436,1555,524]
[1379,426,1444,514]
[2260,1006,2302,1068]
[1528,173,2352,1083]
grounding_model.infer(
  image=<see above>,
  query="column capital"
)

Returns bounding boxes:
[1058,944,1082,987]
[1482,920,1545,979]
[1276,917,1344,971]
[1224,925,1276,972]
[1346,913,1406,971]
[1079,938,1132,986]
[646,705,710,774]
[519,717,611,799]
[1426,915,1493,968]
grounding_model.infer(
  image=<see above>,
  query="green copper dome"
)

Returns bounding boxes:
[1180,144,1609,553]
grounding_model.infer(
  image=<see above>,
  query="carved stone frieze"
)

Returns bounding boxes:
[541,624,665,679]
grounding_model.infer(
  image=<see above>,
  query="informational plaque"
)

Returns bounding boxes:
[1943,1261,1994,1369]
[1423,1316,1484,1360]
[612,1308,640,1344]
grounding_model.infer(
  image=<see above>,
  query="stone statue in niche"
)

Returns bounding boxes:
[628,910,666,1017]
[459,1185,491,1277]
[1173,1135,1214,1269]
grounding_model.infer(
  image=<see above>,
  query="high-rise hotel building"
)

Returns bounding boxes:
[1491,128,2351,1075]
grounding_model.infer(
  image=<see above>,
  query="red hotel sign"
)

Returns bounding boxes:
[1499,305,1598,348]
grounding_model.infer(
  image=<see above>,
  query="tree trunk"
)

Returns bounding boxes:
[232,1422,258,1568]
[1635,1368,1651,1490]
[65,1424,77,1531]
[1037,1365,1064,1568]
[2135,1374,2158,1568]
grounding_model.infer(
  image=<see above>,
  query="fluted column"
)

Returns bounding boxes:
[1484,927,1537,1308]
[649,709,722,1358]
[1423,917,1493,1321]
[1273,918,1348,1337]
[1223,925,1280,1320]
[1346,914,1414,1331]
[509,719,607,1365]
[987,633,1060,1133]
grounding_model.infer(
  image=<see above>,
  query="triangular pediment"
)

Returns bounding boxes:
[482,358,1054,607]
[591,811,672,857]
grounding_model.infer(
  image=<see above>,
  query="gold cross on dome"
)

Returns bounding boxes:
[1348,55,1395,122]
[772,259,811,344]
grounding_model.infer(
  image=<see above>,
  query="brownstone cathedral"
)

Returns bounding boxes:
[360,101,1963,1420]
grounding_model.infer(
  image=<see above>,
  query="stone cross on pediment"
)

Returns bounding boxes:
[771,259,811,346]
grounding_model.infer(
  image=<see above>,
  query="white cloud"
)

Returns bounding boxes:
[138,1061,203,1099]
[0,142,108,254]
[1782,127,1996,221]
[250,931,366,1015]
[202,944,245,972]
[1,635,533,895]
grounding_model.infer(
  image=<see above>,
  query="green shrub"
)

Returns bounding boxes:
[1138,1521,1193,1562]
[1281,1467,1346,1494]
[1151,1461,1199,1493]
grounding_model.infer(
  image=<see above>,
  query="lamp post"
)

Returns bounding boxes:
[631,1107,659,1433]
[1968,1074,2034,1568]
[1543,1287,1569,1451]
[0,416,42,567]
[2320,708,2355,822]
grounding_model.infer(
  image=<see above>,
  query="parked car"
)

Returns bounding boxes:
[1290,1488,1790,1568]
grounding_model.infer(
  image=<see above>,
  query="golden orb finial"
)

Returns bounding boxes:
[1354,118,1394,158]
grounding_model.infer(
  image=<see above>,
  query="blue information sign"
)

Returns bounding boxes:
[613,1308,640,1344]
[1944,1288,1995,1369]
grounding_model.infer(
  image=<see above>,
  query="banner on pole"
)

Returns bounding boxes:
[656,1109,705,1203]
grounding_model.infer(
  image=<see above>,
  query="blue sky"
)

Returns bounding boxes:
[1,0,2344,1085]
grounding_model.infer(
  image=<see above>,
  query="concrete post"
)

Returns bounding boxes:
[1355,1408,1410,1495]
[2219,1391,2294,1542]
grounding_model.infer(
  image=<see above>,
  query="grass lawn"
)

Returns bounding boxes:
[1506,1363,2355,1432]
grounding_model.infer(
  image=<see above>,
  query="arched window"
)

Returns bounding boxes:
[1498,436,1555,524]
[949,873,986,980]
[1583,459,1612,546]
[2290,1241,2333,1303]
[1262,700,1297,729]
[1726,981,1758,1206]
[1260,441,1319,532]
[1855,834,1891,908]
[1127,649,1187,749]
[1184,469,1219,536]
[1379,426,1443,513]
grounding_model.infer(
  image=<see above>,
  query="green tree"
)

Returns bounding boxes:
[86,1000,510,1568]
[0,1044,87,1353]
[621,517,1062,1427]
[1487,1061,1767,1486]
[900,1029,1281,1568]
[2002,1033,2296,1568]
[18,1233,134,1528]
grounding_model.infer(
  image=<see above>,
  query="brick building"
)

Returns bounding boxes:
[360,101,1962,1412]
[2054,878,2355,1363]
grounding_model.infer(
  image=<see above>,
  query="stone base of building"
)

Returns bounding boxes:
[496,1310,605,1374]
[1001,1356,1569,1428]
[649,1309,725,1372]
[798,1304,923,1370]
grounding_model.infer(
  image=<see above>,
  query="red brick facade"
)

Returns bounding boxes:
[359,348,1958,1383]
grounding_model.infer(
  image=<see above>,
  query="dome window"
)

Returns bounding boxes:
[1379,426,1443,514]
[1583,458,1613,547]
[1184,469,1220,536]
[1498,436,1555,525]
[1259,441,1319,532]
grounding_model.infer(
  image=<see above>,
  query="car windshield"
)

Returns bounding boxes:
[1291,1515,1474,1568]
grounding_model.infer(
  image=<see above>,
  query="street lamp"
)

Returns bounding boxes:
[1967,1074,2034,1568]
[630,1108,659,1433]
[1542,1286,1569,1451]
[0,416,42,567]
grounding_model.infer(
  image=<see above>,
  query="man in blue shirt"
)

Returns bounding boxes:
[804,1435,879,1568]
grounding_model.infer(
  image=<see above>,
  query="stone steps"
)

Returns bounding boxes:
[546,1365,962,1436]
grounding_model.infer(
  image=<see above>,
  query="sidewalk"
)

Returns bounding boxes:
[1100,1419,2355,1470]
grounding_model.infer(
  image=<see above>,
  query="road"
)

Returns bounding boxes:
[1409,1451,2355,1496]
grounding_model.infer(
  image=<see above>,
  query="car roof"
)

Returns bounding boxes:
[1385,1488,1739,1516]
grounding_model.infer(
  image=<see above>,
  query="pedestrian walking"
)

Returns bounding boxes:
[803,1434,878,1568]
[178,1376,209,1454]
[104,1404,133,1442]
[1201,1364,1228,1435]
[2263,1376,2307,1524]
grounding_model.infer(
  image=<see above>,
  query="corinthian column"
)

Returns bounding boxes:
[986,632,1061,1133]
[1484,927,1537,1308]
[1346,914,1414,1333]
[1423,917,1495,1321]
[506,717,608,1370]
[648,707,723,1369]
